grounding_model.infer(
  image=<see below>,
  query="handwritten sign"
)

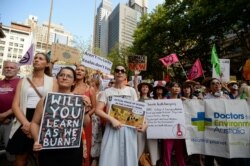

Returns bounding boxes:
[128,55,147,71]
[82,52,112,74]
[145,99,186,139]
[108,97,146,128]
[51,43,80,65]
[38,92,84,149]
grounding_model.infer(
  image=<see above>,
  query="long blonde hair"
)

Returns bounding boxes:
[238,85,250,99]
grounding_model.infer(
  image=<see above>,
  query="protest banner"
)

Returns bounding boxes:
[82,52,112,74]
[52,64,76,77]
[51,43,80,65]
[145,99,186,139]
[128,55,147,71]
[183,99,250,158]
[38,92,84,149]
[212,59,230,82]
[108,97,146,128]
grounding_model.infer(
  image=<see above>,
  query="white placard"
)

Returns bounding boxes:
[145,99,186,139]
[81,52,112,74]
[212,59,230,82]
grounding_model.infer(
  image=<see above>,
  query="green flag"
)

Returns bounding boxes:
[211,44,221,76]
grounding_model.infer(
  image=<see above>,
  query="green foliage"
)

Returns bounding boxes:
[132,0,250,81]
[107,43,135,76]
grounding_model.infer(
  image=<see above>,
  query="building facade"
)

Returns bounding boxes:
[108,1,147,53]
[0,15,74,76]
[0,22,32,74]
[94,0,112,56]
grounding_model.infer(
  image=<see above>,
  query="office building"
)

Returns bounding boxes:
[94,0,112,56]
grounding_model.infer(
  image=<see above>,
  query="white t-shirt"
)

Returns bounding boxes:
[99,86,138,112]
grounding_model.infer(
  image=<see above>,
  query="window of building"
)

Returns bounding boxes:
[7,54,11,58]
[14,43,18,47]
[10,36,14,40]
[0,41,6,44]
[8,48,12,52]
[19,44,24,48]
[20,38,25,42]
[0,46,4,51]
[9,42,13,46]
[19,49,23,53]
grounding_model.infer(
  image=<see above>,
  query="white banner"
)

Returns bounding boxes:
[183,99,250,158]
[212,59,230,82]
[82,52,112,74]
[145,99,186,139]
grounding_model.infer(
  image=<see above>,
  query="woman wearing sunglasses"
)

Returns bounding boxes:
[95,65,147,166]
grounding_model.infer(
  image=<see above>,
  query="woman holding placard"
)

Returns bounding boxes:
[163,82,186,166]
[7,52,57,166]
[95,65,147,166]
[30,67,91,166]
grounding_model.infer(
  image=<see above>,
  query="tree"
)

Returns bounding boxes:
[132,0,250,80]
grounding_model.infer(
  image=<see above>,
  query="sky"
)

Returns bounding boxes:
[0,0,164,42]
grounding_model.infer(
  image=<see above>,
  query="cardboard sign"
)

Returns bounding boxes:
[128,55,147,71]
[38,92,84,149]
[51,43,80,65]
[108,97,146,128]
[82,52,112,74]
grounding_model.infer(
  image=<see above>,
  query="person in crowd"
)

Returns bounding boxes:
[30,67,91,166]
[237,85,250,99]
[72,65,96,166]
[153,81,167,99]
[204,78,230,166]
[163,81,186,166]
[181,83,197,100]
[0,61,20,165]
[95,65,147,166]
[227,81,239,99]
[6,52,57,166]
[136,80,159,166]
[204,78,230,99]
[89,77,103,166]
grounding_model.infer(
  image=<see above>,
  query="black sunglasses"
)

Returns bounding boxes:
[115,68,126,73]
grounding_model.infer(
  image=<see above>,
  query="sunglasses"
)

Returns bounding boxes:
[115,68,126,74]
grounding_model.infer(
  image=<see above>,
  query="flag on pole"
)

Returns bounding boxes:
[187,58,204,80]
[18,44,34,66]
[211,44,221,76]
[159,53,179,66]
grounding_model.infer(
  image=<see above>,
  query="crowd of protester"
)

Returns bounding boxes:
[0,53,250,166]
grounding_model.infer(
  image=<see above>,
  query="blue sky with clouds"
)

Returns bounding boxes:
[1,0,164,41]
